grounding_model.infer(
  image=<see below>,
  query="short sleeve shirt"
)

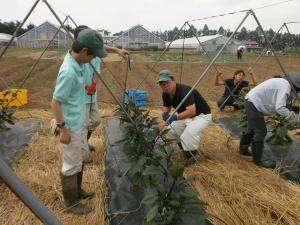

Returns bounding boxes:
[162,84,211,116]
[223,79,249,97]
[53,52,86,132]
[83,57,100,103]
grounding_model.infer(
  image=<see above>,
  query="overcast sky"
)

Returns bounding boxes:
[1,0,299,34]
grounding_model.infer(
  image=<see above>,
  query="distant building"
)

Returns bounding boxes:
[167,34,242,53]
[110,25,165,49]
[241,40,262,52]
[17,21,72,49]
[0,33,17,46]
[96,29,117,44]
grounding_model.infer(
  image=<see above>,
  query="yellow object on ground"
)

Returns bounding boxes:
[0,89,28,107]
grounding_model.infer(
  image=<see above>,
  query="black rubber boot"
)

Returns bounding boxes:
[60,173,93,214]
[83,153,93,164]
[87,131,96,151]
[252,142,276,169]
[239,132,253,156]
[77,168,95,199]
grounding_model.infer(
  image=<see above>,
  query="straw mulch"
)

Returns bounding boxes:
[1,106,300,225]
[150,105,300,225]
[185,122,300,225]
[0,109,108,225]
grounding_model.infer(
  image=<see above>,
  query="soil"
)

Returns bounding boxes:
[1,52,299,111]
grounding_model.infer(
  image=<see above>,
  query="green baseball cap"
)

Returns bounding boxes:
[156,70,174,83]
[77,28,107,58]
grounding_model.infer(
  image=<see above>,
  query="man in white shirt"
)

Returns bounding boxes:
[239,73,300,168]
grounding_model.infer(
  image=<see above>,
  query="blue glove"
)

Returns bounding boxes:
[168,114,177,124]
[162,112,169,121]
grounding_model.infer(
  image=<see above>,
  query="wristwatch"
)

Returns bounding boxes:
[56,121,66,128]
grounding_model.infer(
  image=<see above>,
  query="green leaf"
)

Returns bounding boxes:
[5,119,14,125]
[143,165,162,176]
[138,156,148,167]
[170,199,181,208]
[146,205,158,222]
[267,135,279,145]
[180,211,208,222]
[132,172,142,184]
[130,163,142,174]
[173,218,186,225]
[180,187,199,198]
[142,192,158,205]
[276,126,288,138]
[170,161,184,177]
[153,182,166,194]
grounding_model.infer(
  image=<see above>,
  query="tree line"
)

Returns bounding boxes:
[1,20,299,51]
[151,24,300,51]
[0,20,73,36]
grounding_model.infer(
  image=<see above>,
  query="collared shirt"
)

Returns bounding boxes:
[53,51,86,132]
[246,78,293,119]
[83,57,100,103]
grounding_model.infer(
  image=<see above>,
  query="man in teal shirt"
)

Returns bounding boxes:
[51,29,106,214]
[73,25,129,164]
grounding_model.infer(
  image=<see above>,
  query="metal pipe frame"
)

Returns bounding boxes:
[0,0,41,60]
[162,11,251,129]
[4,16,69,108]
[135,22,188,90]
[0,158,62,225]
[185,21,241,111]
[250,9,300,103]
[43,0,135,125]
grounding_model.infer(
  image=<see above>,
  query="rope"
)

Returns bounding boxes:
[187,0,292,23]
[251,9,300,104]
[179,25,186,84]
[159,11,251,137]
[135,22,187,90]
[100,59,124,89]
[185,21,240,110]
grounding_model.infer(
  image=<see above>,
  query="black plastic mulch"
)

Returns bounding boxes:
[0,118,41,165]
[105,117,212,225]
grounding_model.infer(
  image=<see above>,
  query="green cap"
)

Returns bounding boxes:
[77,28,107,58]
[156,70,173,83]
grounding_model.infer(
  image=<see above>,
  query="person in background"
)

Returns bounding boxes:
[215,68,257,110]
[237,48,244,60]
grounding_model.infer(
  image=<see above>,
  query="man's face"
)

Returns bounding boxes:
[159,79,175,94]
[79,48,95,63]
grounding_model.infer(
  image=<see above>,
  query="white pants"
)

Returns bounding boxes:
[168,113,212,151]
[60,127,83,176]
[81,102,101,155]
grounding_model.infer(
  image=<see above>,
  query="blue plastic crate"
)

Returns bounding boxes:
[124,89,148,106]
